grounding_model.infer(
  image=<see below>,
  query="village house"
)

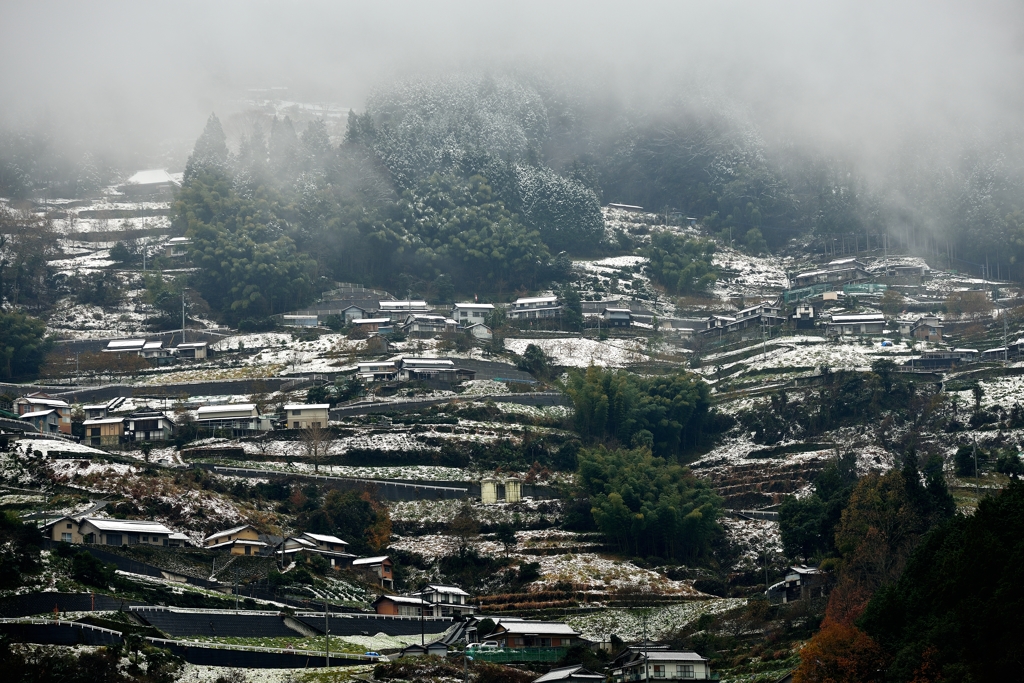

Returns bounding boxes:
[601,307,632,327]
[282,314,319,328]
[125,411,175,442]
[83,416,125,447]
[398,641,449,659]
[508,295,561,321]
[204,525,267,556]
[609,650,713,682]
[21,409,61,434]
[826,313,886,336]
[779,565,829,603]
[352,555,394,589]
[14,394,71,434]
[378,300,430,321]
[196,404,272,435]
[410,584,477,617]
[453,303,494,326]
[140,341,169,360]
[356,360,398,382]
[45,517,187,548]
[792,303,816,329]
[373,594,431,617]
[401,314,458,336]
[103,339,147,355]
[338,305,368,323]
[485,620,580,649]
[789,258,871,289]
[164,236,191,259]
[83,398,124,420]
[278,532,354,569]
[465,323,493,341]
[284,404,330,429]
[398,357,475,383]
[174,342,209,359]
[353,318,391,334]
[119,169,180,199]
[899,314,944,342]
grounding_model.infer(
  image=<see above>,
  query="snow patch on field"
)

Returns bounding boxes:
[533,553,702,595]
[505,337,649,368]
[567,599,744,641]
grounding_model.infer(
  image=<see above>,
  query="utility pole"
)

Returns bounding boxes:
[973,434,980,501]
[325,597,330,668]
[182,291,186,344]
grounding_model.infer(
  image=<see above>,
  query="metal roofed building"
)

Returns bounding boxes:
[352,555,394,589]
[485,620,580,648]
[509,295,561,321]
[378,300,430,321]
[533,665,605,683]
[411,584,476,617]
[120,169,181,199]
[609,650,712,682]
[196,404,272,434]
[45,516,186,548]
[826,313,887,337]
[373,593,431,617]
[453,302,495,326]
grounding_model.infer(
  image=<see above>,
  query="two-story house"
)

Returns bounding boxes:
[453,303,494,327]
[14,394,71,434]
[204,524,267,556]
[410,584,476,617]
[45,517,187,548]
[508,296,561,321]
[352,555,394,589]
[284,404,330,430]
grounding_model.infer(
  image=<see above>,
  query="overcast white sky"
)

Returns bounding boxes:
[2,1,1023,165]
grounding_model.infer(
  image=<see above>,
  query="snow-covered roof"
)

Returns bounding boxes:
[167,237,191,245]
[421,584,469,596]
[302,532,348,546]
[379,300,428,308]
[405,314,447,322]
[354,318,391,324]
[83,417,124,426]
[19,397,69,408]
[125,169,178,186]
[493,621,578,636]
[143,341,163,350]
[788,565,822,575]
[176,342,208,349]
[603,308,632,314]
[284,404,330,411]
[953,348,979,353]
[206,539,266,550]
[197,404,257,417]
[534,665,604,682]
[105,339,147,350]
[829,314,885,323]
[453,303,494,310]
[401,358,455,367]
[357,360,396,368]
[352,555,390,565]
[514,296,558,305]
[377,594,428,605]
[20,410,56,419]
[641,651,708,662]
[205,525,255,542]
[83,518,174,535]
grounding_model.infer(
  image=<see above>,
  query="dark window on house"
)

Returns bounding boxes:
[105,534,122,546]
[135,419,158,431]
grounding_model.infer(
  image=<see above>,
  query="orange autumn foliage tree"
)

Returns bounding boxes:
[794,620,886,683]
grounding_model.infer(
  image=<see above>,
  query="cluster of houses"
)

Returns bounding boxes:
[355,356,476,384]
[282,294,648,338]
[102,338,209,363]
[5,392,340,447]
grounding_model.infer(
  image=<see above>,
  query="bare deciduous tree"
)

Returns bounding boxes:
[300,423,333,473]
